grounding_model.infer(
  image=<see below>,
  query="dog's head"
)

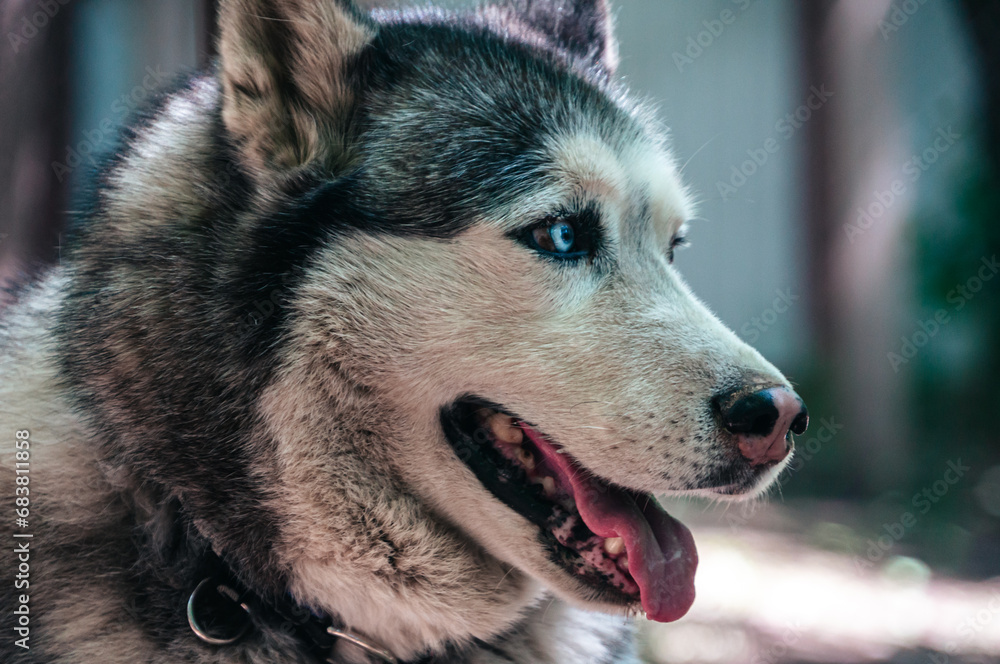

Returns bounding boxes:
[215,0,807,653]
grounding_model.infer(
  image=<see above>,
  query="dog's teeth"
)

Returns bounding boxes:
[488,414,523,445]
[603,537,625,556]
[515,446,536,470]
[541,476,555,495]
[531,475,556,496]
[618,554,629,572]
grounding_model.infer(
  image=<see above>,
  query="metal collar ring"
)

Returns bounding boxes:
[187,577,253,646]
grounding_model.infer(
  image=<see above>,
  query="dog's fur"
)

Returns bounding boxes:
[0,1,799,662]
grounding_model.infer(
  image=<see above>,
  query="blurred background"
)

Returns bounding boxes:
[1,0,998,662]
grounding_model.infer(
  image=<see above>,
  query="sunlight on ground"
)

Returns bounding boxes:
[639,527,1000,663]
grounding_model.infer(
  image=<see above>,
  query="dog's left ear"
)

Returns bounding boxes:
[508,0,619,73]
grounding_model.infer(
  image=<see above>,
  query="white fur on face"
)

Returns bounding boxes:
[543,131,692,248]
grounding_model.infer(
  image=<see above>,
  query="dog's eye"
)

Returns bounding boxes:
[668,234,689,264]
[536,221,575,253]
[527,218,590,259]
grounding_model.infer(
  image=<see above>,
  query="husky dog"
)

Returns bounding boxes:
[0,0,808,662]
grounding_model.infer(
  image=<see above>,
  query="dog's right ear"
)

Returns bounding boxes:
[218,0,375,176]
[505,0,619,74]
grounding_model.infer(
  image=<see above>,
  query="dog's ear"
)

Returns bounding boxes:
[508,0,619,73]
[217,0,375,175]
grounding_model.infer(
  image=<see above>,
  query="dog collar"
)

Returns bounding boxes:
[185,553,404,663]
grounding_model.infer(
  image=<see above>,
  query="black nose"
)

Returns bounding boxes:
[713,387,808,465]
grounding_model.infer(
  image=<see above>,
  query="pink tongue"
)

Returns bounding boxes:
[522,427,697,622]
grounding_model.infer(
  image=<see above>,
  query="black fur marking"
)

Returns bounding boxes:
[208,12,641,353]
[475,641,519,663]
[226,17,637,352]
[225,170,485,357]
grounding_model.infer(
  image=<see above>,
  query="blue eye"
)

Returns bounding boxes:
[516,212,598,261]
[529,218,587,258]
[550,222,575,253]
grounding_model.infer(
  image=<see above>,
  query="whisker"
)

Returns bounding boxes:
[493,565,516,592]
[568,400,613,411]
[679,132,721,175]
[541,596,558,622]
[246,13,300,23]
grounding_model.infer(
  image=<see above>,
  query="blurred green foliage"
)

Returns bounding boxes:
[912,129,1000,481]
[778,126,1000,578]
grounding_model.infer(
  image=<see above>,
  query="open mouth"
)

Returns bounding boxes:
[440,398,697,622]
